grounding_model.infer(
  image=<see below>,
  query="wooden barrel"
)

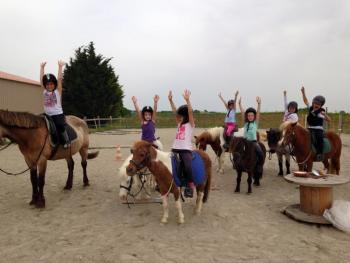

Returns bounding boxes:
[299,186,332,215]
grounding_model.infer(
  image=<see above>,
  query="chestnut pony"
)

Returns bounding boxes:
[279,122,341,174]
[126,140,212,224]
[0,110,99,208]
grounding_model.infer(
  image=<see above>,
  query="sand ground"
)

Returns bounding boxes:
[1,128,350,263]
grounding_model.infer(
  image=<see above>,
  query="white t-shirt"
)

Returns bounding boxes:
[172,122,194,151]
[43,89,63,116]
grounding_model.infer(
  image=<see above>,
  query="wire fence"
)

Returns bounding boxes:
[84,111,350,134]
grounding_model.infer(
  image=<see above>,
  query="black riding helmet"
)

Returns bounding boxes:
[312,95,326,106]
[42,73,57,88]
[176,105,189,124]
[287,101,298,113]
[245,107,257,122]
[141,106,153,116]
[227,99,235,106]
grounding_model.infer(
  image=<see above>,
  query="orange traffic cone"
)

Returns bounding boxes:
[115,144,123,161]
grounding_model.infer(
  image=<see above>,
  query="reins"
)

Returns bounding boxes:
[0,141,13,151]
[0,132,48,176]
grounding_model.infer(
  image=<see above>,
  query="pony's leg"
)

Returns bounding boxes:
[277,153,283,176]
[194,191,204,215]
[234,170,242,193]
[247,173,253,194]
[323,159,330,174]
[160,195,169,224]
[64,157,75,190]
[36,161,47,208]
[285,153,291,175]
[29,168,38,205]
[80,148,89,186]
[175,199,185,224]
[218,153,224,174]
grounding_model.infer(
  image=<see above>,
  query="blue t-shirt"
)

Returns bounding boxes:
[244,121,258,141]
[224,109,236,123]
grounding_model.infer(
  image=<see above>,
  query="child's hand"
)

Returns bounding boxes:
[301,86,305,93]
[154,95,159,103]
[131,96,137,104]
[235,90,239,97]
[283,90,287,96]
[58,60,66,67]
[256,96,261,104]
[40,62,47,68]
[183,89,191,101]
[168,91,173,101]
[218,92,222,98]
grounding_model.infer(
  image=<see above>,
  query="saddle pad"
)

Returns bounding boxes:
[311,138,331,154]
[171,151,206,187]
[43,115,78,147]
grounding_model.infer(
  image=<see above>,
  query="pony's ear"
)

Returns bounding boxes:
[194,135,198,139]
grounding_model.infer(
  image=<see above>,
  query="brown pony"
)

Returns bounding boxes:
[279,122,341,174]
[126,140,212,224]
[0,110,99,208]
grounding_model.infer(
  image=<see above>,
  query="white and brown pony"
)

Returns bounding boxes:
[126,141,212,224]
[0,110,99,208]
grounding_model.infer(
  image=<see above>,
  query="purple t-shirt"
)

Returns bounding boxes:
[141,121,156,142]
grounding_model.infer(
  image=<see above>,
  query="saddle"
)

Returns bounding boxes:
[43,114,78,155]
[171,152,206,187]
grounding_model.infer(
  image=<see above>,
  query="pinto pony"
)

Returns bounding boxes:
[126,140,212,224]
[279,122,341,174]
[266,128,291,175]
[229,137,266,194]
[0,110,99,208]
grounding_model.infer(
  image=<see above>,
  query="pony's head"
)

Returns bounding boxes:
[229,137,247,166]
[194,132,211,151]
[266,128,282,153]
[126,141,153,176]
[279,121,298,147]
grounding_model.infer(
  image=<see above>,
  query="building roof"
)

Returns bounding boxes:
[0,71,40,86]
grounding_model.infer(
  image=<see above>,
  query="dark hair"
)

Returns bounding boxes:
[244,107,257,122]
[176,105,189,125]
[141,106,153,119]
[42,73,57,88]
[287,101,298,113]
[228,99,235,106]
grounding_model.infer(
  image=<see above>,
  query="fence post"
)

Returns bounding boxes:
[93,117,98,129]
[97,116,101,128]
[109,115,113,126]
[338,111,344,134]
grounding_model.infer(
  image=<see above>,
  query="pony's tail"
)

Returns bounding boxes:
[88,151,99,159]
[203,164,211,203]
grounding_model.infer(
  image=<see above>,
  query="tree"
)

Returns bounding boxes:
[62,42,124,118]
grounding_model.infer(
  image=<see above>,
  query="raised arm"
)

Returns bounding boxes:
[233,90,239,110]
[218,92,228,109]
[183,90,195,127]
[256,96,261,124]
[238,97,245,122]
[57,60,65,95]
[153,95,159,122]
[168,90,177,114]
[321,110,331,123]
[301,86,309,106]
[40,62,46,88]
[131,96,143,123]
[283,90,288,110]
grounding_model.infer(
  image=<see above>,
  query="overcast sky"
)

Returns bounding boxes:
[1,0,350,112]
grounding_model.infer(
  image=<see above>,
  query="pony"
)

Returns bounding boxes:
[194,127,244,174]
[229,137,266,194]
[126,140,212,224]
[266,128,291,176]
[279,122,342,174]
[0,110,99,208]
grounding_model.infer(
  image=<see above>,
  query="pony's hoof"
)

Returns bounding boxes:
[247,191,252,194]
[161,218,168,224]
[83,181,90,187]
[278,172,283,176]
[64,185,72,190]
[219,169,224,174]
[194,210,201,215]
[35,199,45,208]
[29,199,36,206]
[178,218,185,224]
[234,189,240,193]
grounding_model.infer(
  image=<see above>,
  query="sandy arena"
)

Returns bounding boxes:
[1,128,350,263]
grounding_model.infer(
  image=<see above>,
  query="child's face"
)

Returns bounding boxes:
[312,102,321,110]
[247,112,255,122]
[45,82,55,92]
[176,114,183,123]
[143,112,152,121]
[288,106,296,113]
[228,103,234,109]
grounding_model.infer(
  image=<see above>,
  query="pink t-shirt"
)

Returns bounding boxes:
[172,122,194,151]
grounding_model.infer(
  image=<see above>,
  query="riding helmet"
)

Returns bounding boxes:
[287,101,298,113]
[141,106,153,115]
[312,95,326,106]
[228,99,235,106]
[42,73,57,88]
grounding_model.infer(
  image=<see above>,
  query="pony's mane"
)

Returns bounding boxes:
[207,127,224,140]
[0,110,45,128]
[279,121,299,132]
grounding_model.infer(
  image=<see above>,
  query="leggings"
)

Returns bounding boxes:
[51,114,67,133]
[309,128,324,154]
[172,149,193,184]
[225,122,236,137]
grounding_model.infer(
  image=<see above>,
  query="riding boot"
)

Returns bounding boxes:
[223,135,230,150]
[61,130,70,149]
